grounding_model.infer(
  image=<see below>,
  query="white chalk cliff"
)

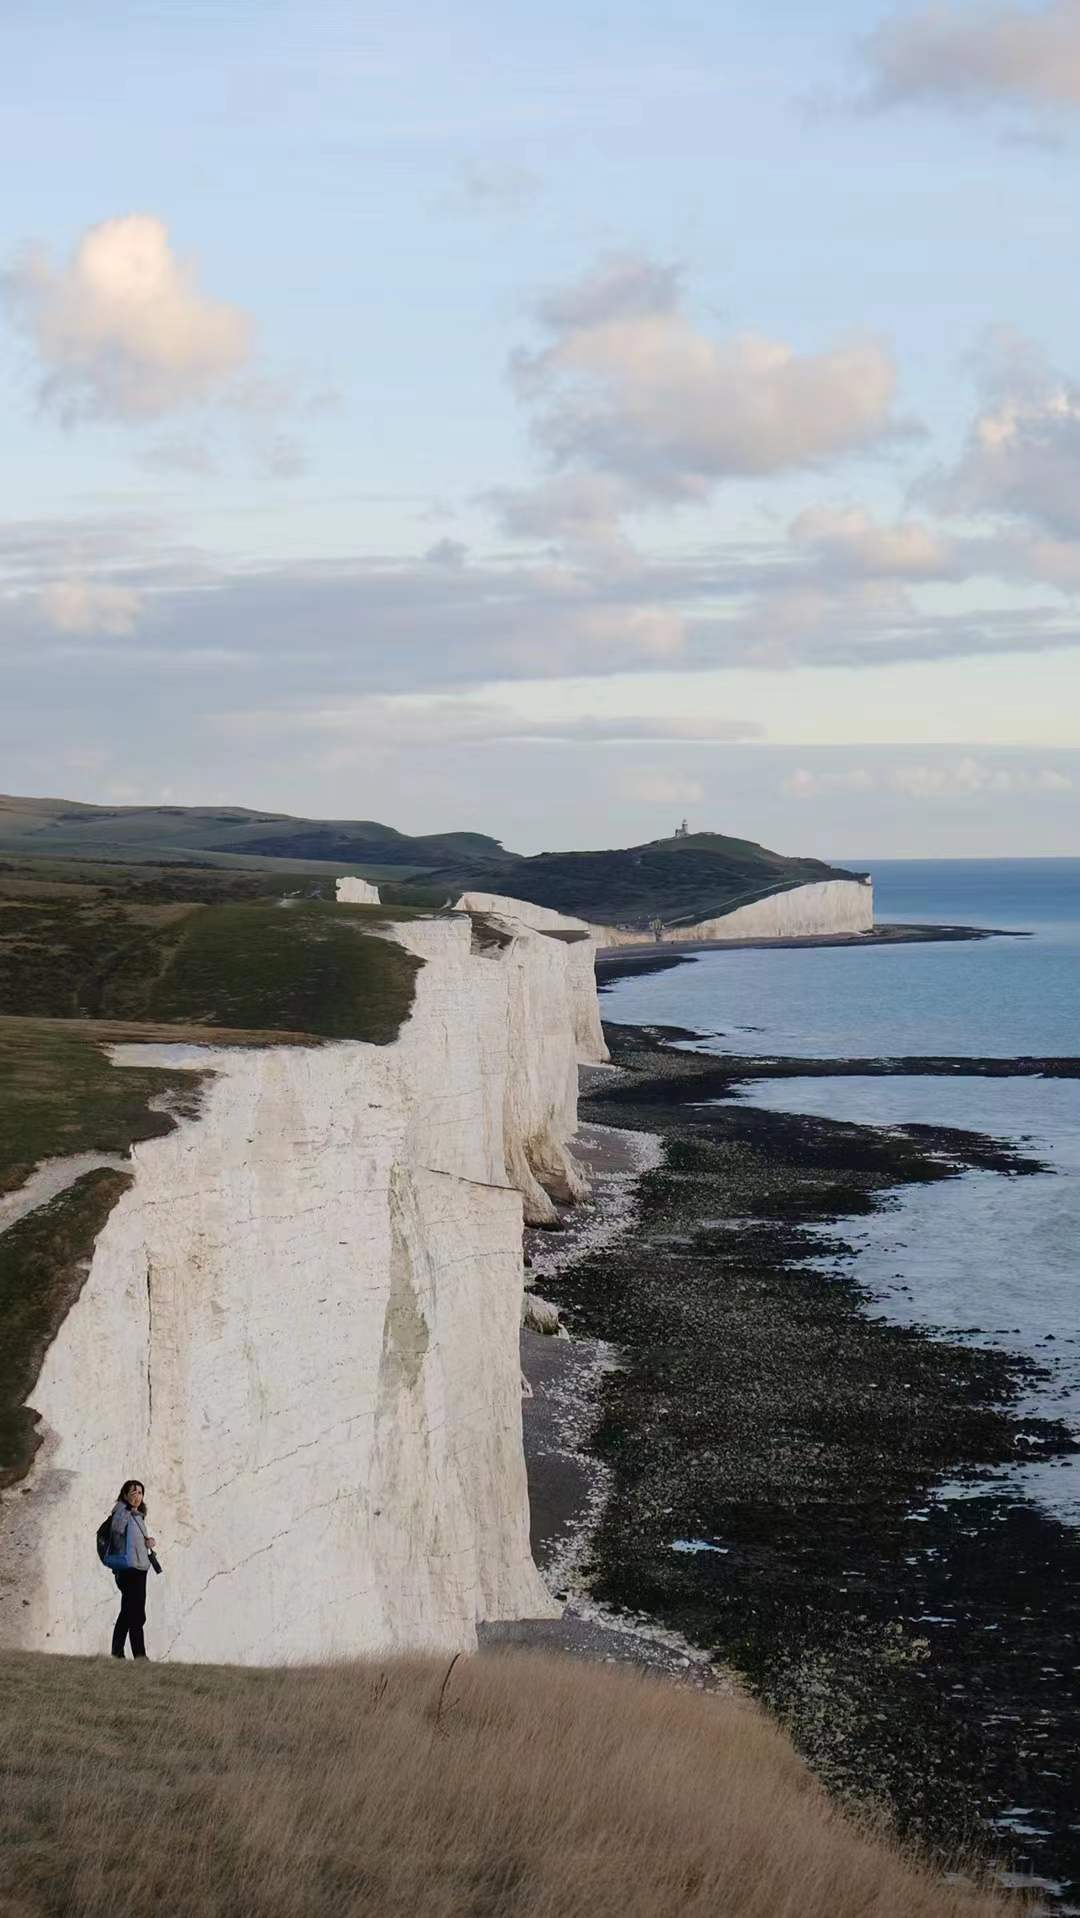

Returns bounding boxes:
[334,874,380,905]
[0,897,608,1664]
[593,876,874,945]
[453,892,609,1081]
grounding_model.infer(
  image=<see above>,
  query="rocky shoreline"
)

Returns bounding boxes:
[531,1024,1080,1910]
[485,1119,736,1691]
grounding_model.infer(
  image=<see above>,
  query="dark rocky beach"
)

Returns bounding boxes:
[522,1017,1080,1909]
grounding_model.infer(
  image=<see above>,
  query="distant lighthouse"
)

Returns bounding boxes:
[674,818,690,839]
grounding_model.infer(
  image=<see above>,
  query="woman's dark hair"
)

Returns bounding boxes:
[117,1480,146,1509]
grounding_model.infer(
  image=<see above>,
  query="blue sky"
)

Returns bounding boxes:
[2,0,1079,854]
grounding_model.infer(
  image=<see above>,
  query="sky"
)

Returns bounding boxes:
[2,0,1080,857]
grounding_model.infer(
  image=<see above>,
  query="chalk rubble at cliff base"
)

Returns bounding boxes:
[0,891,610,1665]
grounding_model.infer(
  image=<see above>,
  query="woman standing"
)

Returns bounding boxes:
[107,1480,156,1660]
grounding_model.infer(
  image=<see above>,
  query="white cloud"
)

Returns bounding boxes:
[782,766,875,796]
[891,755,1075,796]
[39,579,142,636]
[783,756,1075,800]
[1021,537,1080,588]
[730,577,916,668]
[533,254,680,333]
[7,508,1080,696]
[2,215,253,423]
[926,339,1080,538]
[424,538,469,569]
[859,0,1080,114]
[577,605,687,660]
[216,694,759,749]
[485,472,636,564]
[616,770,706,807]
[791,505,961,579]
[511,253,910,511]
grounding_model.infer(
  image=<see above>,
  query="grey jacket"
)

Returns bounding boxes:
[108,1501,149,1572]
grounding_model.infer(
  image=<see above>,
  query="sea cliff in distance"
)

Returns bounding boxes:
[0,791,870,939]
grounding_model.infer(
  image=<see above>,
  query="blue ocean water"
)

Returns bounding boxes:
[604,859,1079,1060]
[600,860,1080,1524]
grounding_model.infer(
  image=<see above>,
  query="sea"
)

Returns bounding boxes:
[599,858,1080,1529]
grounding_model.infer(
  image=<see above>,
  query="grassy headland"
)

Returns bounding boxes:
[449,831,863,929]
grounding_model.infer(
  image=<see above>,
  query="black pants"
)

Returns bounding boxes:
[112,1569,148,1658]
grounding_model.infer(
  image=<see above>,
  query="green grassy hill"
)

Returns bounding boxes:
[453,832,864,928]
[0,795,864,930]
[0,794,517,878]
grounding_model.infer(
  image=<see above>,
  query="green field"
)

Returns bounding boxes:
[0,861,425,1032]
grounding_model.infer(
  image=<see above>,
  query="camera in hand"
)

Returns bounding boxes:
[149,1551,163,1575]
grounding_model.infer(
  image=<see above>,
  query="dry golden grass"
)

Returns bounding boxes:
[0,1648,1017,1918]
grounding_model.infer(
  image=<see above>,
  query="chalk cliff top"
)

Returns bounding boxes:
[0,859,427,1040]
[1,883,427,1158]
[0,856,453,1197]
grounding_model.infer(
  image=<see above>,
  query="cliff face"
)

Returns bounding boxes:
[0,900,604,1663]
[335,875,381,905]
[453,890,609,1074]
[593,877,874,945]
